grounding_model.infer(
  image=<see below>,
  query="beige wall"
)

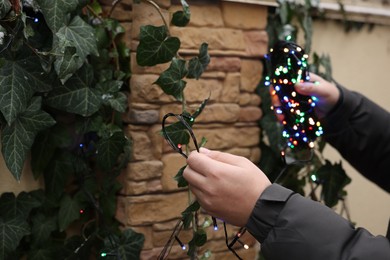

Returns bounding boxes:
[311,20,390,235]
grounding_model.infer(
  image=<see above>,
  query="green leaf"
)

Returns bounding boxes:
[187,229,207,257]
[171,0,190,27]
[105,92,127,113]
[0,216,30,259]
[31,125,73,179]
[45,64,102,117]
[154,58,188,101]
[35,0,79,32]
[31,214,57,246]
[187,43,210,79]
[54,46,82,83]
[96,131,127,171]
[174,165,188,187]
[58,194,82,232]
[192,97,209,119]
[0,192,41,219]
[0,0,11,19]
[316,160,351,207]
[162,118,194,149]
[136,25,180,66]
[181,201,200,229]
[0,51,52,124]
[54,15,98,81]
[28,247,57,260]
[101,229,145,259]
[1,97,56,180]
[44,151,83,198]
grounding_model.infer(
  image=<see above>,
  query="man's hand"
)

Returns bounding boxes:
[183,148,271,227]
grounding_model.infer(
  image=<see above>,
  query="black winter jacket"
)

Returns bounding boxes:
[246,86,390,259]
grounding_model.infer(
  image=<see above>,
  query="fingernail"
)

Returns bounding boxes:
[199,147,211,154]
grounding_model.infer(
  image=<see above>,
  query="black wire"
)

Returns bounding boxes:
[273,148,315,184]
[162,113,199,159]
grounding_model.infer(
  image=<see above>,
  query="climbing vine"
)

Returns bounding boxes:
[0,0,144,259]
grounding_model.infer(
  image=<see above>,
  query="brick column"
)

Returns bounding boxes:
[105,1,269,259]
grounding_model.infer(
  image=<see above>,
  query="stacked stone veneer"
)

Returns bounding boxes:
[104,0,269,259]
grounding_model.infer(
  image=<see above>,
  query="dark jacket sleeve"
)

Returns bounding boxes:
[245,85,390,259]
[246,184,390,260]
[323,85,390,192]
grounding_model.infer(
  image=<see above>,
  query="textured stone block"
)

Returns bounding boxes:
[127,130,154,161]
[170,27,246,51]
[130,74,174,103]
[194,126,260,149]
[221,1,268,30]
[195,103,241,123]
[125,161,163,181]
[239,106,262,122]
[221,73,240,103]
[117,191,188,225]
[161,153,187,191]
[169,4,224,27]
[207,56,241,72]
[240,59,264,92]
[244,30,269,57]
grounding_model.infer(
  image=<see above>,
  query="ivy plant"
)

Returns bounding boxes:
[136,0,213,259]
[0,0,144,259]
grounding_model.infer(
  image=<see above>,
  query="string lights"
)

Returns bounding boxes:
[264,40,323,149]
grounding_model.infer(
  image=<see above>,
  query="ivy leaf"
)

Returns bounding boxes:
[136,25,180,66]
[316,160,351,207]
[154,58,188,101]
[58,194,82,232]
[187,43,210,80]
[102,229,145,259]
[174,165,188,187]
[96,131,127,171]
[0,0,11,19]
[0,51,52,125]
[31,214,57,246]
[44,151,84,198]
[54,15,98,81]
[45,64,102,117]
[54,46,82,83]
[35,0,79,32]
[105,92,127,113]
[0,216,30,259]
[181,201,200,229]
[192,97,209,119]
[31,125,73,179]
[171,0,190,27]
[187,229,207,257]
[0,192,41,219]
[162,115,194,148]
[1,97,56,181]
[28,247,57,260]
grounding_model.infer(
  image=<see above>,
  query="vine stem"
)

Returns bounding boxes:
[143,0,170,36]
[188,190,198,260]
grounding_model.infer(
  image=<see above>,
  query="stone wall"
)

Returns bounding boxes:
[104,0,269,259]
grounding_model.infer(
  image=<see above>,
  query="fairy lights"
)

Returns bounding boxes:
[265,41,323,149]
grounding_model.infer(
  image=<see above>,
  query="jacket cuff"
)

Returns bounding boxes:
[322,84,361,136]
[245,184,294,243]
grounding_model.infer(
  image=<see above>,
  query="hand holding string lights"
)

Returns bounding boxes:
[265,40,324,150]
[160,112,250,260]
